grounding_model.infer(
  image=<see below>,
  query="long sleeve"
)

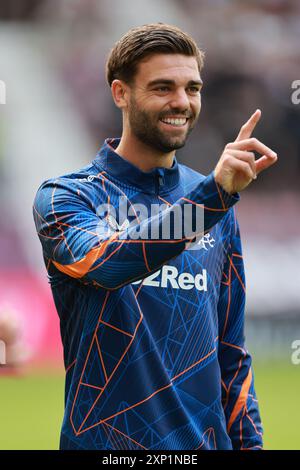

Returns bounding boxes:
[33,171,239,290]
[217,210,263,450]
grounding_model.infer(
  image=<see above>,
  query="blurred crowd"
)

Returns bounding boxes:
[1,0,299,189]
[1,0,300,190]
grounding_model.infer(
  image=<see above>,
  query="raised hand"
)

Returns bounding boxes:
[214,109,278,194]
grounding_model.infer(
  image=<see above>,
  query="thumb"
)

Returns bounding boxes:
[255,153,278,175]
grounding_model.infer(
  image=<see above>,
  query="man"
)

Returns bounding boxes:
[33,23,277,450]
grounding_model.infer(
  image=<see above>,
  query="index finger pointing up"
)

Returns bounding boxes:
[235,109,262,142]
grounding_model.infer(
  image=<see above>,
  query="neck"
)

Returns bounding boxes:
[115,129,175,172]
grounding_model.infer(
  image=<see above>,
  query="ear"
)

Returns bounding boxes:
[111,79,130,110]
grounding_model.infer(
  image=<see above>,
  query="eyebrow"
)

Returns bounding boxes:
[147,79,203,88]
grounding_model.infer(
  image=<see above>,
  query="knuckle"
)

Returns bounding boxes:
[225,142,234,149]
[247,152,255,160]
[224,153,233,163]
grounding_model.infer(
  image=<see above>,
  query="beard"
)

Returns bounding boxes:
[128,94,198,153]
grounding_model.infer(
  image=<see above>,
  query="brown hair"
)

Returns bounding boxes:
[106,23,204,86]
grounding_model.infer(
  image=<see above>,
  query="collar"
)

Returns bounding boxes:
[92,138,180,195]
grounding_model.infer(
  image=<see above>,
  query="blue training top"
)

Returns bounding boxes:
[33,138,263,450]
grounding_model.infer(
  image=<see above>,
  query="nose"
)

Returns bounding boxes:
[168,88,190,112]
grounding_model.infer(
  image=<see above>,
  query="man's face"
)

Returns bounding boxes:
[126,54,203,153]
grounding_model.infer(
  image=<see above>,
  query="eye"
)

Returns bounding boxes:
[155,86,170,93]
[187,86,201,94]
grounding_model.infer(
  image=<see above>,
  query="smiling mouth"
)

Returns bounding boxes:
[159,117,189,127]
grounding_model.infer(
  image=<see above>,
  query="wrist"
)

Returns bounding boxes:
[213,170,239,200]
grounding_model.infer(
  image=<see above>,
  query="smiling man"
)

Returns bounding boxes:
[33,23,277,450]
[114,53,202,163]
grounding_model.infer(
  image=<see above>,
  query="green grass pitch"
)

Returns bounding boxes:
[0,360,299,449]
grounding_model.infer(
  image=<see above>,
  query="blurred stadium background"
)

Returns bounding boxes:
[0,0,300,450]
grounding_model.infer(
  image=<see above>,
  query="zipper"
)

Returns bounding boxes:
[155,168,165,195]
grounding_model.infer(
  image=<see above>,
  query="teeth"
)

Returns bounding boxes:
[161,118,187,126]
